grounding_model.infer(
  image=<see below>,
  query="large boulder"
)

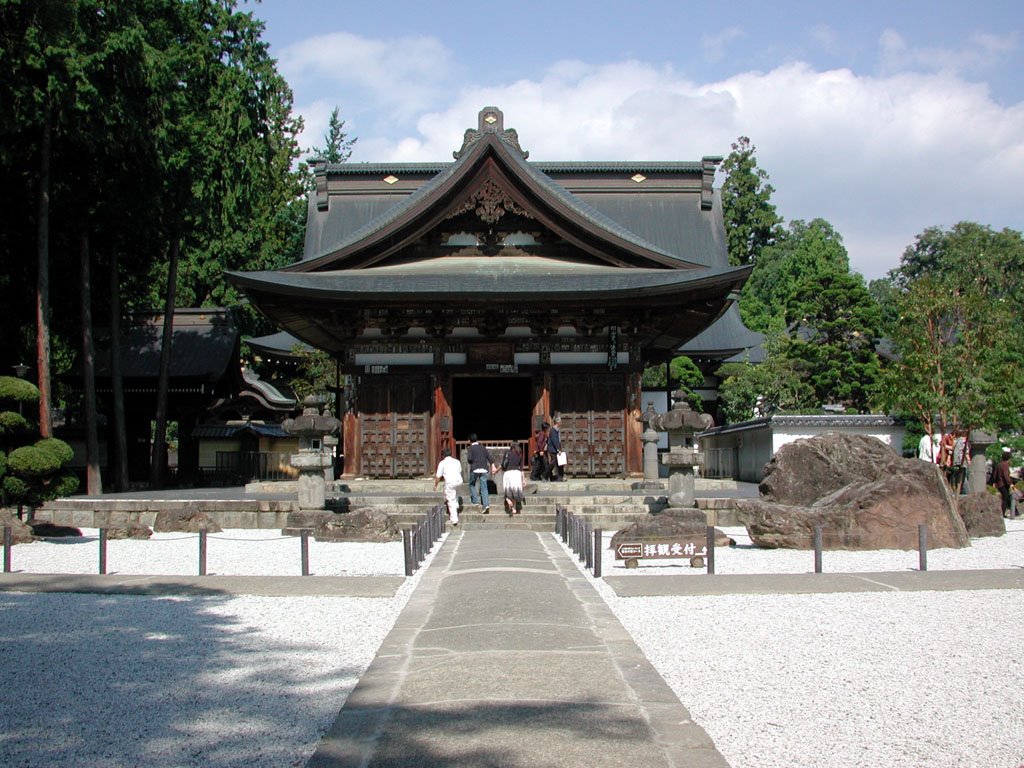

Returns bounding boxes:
[957,493,1005,539]
[735,433,970,550]
[105,523,154,540]
[285,508,401,542]
[610,509,732,550]
[153,510,222,533]
[0,509,36,544]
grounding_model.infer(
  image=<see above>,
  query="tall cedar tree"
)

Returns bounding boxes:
[719,136,782,267]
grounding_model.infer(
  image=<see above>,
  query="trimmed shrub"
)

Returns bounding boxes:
[8,438,75,477]
[0,410,30,436]
[0,376,39,407]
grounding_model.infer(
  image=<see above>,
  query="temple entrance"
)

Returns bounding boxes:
[452,376,532,443]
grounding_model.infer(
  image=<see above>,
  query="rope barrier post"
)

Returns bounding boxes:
[813,525,823,574]
[593,528,602,579]
[3,525,11,573]
[301,529,310,576]
[403,528,414,576]
[99,528,107,575]
[584,522,592,569]
[706,525,715,575]
[918,524,928,572]
[199,529,207,576]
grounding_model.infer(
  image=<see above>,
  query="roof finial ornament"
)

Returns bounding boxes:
[453,106,530,159]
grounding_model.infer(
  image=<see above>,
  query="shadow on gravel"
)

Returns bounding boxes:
[0,587,368,767]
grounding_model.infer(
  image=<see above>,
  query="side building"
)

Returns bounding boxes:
[229,107,755,479]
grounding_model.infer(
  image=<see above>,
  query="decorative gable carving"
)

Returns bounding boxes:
[446,178,533,225]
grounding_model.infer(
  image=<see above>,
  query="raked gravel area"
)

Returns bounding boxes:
[1,520,1022,767]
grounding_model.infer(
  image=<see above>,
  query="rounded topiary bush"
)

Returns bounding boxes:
[0,376,39,408]
[0,410,30,436]
[51,471,79,499]
[8,438,75,477]
[3,475,29,500]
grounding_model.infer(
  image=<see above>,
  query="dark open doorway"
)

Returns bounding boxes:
[452,377,532,442]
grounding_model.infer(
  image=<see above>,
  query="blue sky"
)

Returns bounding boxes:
[247,0,1023,279]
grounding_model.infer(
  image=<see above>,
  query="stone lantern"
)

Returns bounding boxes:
[282,396,340,510]
[646,391,714,508]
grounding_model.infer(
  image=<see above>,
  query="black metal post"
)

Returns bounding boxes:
[584,522,592,569]
[199,529,207,576]
[706,525,715,575]
[3,525,11,573]
[593,528,602,578]
[99,528,107,575]
[813,525,823,574]
[918,524,928,571]
[403,528,414,576]
[301,529,310,576]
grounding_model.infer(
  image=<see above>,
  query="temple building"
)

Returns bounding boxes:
[228,107,753,479]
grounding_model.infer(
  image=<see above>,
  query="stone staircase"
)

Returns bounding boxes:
[34,478,743,534]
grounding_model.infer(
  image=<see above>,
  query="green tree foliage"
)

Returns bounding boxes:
[741,218,851,332]
[289,346,341,403]
[786,270,882,411]
[641,356,705,410]
[0,376,77,505]
[311,106,357,164]
[716,335,816,423]
[738,219,882,411]
[719,136,782,267]
[876,223,1024,436]
[0,0,305,399]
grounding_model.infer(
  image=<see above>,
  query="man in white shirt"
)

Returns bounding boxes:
[434,447,463,525]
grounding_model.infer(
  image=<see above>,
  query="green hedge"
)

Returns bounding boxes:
[7,438,75,477]
[0,410,30,436]
[0,376,39,406]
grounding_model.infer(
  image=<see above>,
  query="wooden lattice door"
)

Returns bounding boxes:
[551,373,626,477]
[357,375,431,478]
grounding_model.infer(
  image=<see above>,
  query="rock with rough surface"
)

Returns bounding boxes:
[153,510,223,533]
[735,432,970,550]
[0,509,35,544]
[610,509,732,550]
[957,493,1005,539]
[105,523,154,540]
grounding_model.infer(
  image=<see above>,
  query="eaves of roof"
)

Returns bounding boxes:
[228,263,751,304]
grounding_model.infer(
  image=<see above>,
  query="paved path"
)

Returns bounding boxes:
[307,528,728,768]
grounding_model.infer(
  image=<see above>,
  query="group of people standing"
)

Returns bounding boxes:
[917,429,970,493]
[528,418,564,483]
[433,419,566,525]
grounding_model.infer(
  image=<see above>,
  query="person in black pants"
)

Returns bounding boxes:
[546,417,564,481]
[530,423,549,481]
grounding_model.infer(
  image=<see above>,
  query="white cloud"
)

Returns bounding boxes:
[280,34,1024,281]
[701,27,744,63]
[878,29,1019,77]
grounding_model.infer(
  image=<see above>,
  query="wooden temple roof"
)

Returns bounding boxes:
[226,106,754,361]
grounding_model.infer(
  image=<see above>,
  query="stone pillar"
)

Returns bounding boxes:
[662,450,696,508]
[291,450,332,510]
[968,430,996,495]
[641,424,660,480]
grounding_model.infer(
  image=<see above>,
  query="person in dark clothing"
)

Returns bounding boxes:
[466,434,496,514]
[993,448,1015,517]
[530,423,549,481]
[546,417,564,481]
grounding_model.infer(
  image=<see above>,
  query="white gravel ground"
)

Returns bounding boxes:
[572,519,1024,768]
[1,521,1023,767]
[0,532,431,768]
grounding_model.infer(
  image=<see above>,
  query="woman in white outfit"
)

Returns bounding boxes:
[502,443,525,515]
